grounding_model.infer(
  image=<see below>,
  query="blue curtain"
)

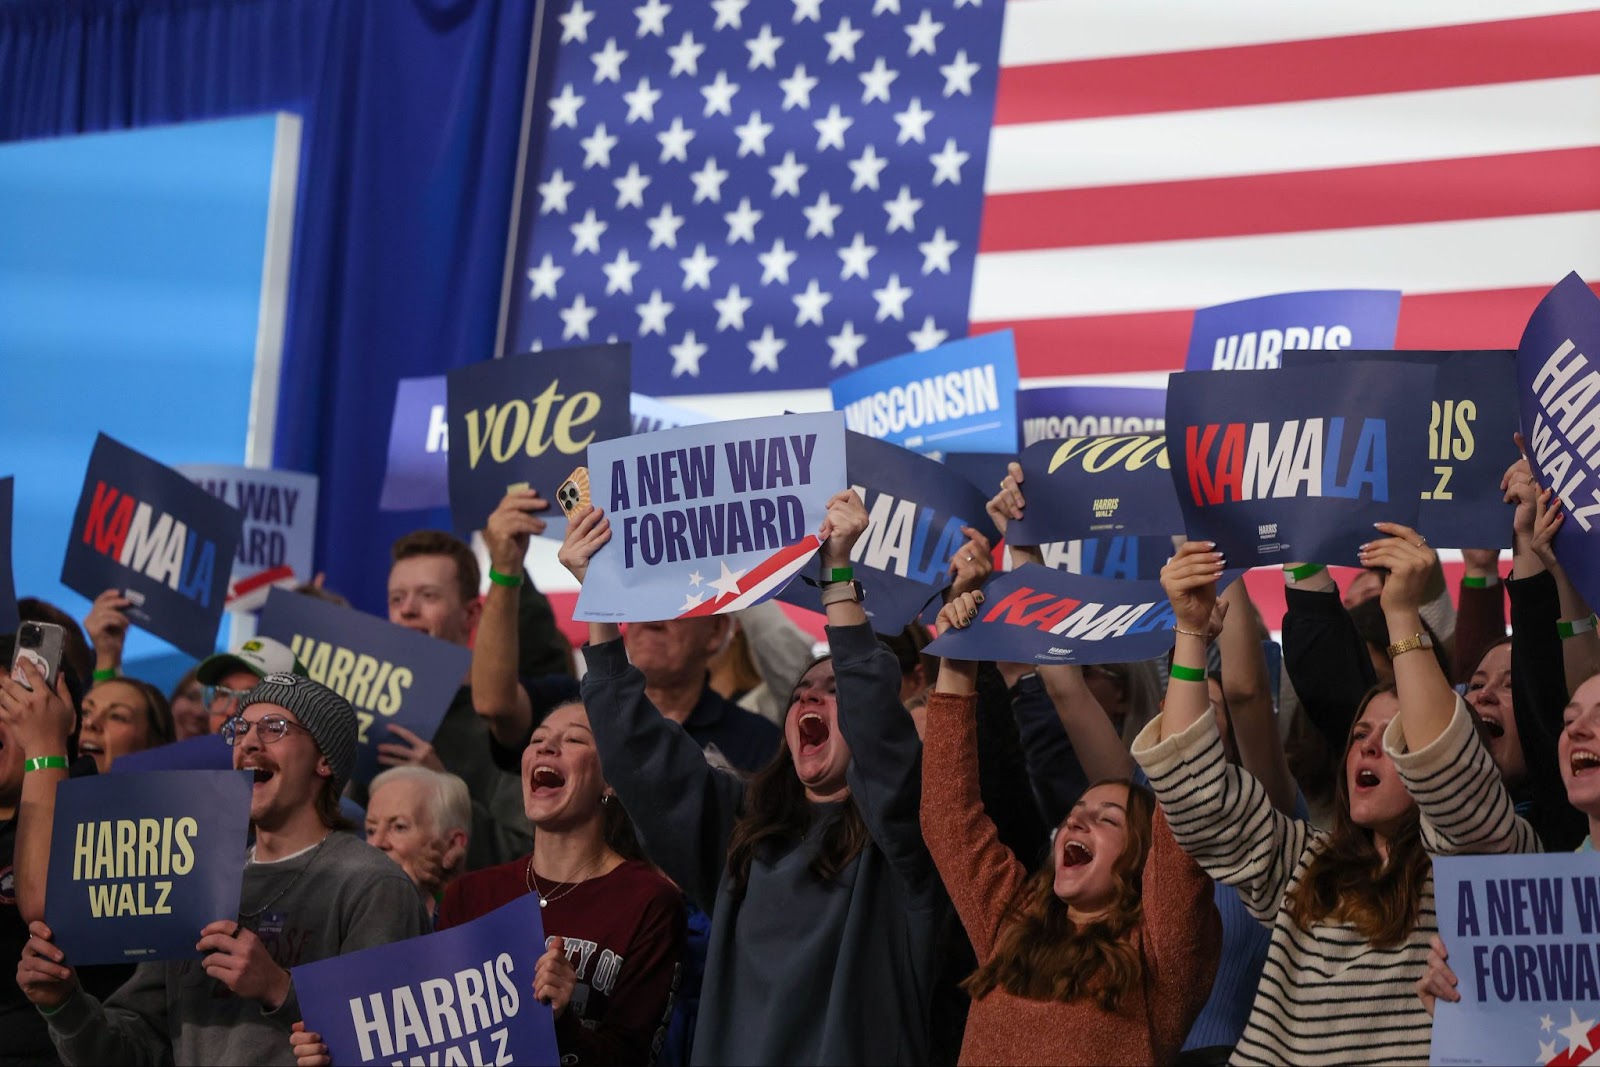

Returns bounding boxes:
[0,0,536,616]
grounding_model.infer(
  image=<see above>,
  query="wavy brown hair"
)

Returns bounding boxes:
[1283,684,1429,948]
[962,779,1155,1011]
[725,656,870,897]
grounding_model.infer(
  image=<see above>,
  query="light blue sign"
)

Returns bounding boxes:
[630,393,712,435]
[833,332,1019,455]
[1186,290,1402,371]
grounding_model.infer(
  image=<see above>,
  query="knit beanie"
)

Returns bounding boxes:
[238,673,358,789]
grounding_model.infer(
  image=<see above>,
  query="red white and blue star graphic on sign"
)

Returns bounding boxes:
[1539,1008,1600,1066]
[505,0,1004,396]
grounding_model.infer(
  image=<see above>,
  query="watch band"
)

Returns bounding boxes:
[820,579,864,606]
[1386,633,1434,659]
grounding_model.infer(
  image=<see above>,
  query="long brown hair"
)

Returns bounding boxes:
[724,656,870,897]
[1283,684,1430,947]
[963,779,1155,1011]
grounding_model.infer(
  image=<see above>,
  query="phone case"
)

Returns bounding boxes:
[557,467,591,517]
[11,625,65,691]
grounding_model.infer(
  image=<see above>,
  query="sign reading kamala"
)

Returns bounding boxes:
[294,894,557,1067]
[379,376,450,512]
[1023,538,1173,582]
[1430,853,1600,1067]
[1185,290,1402,371]
[1517,273,1600,617]
[447,345,631,538]
[1008,435,1182,545]
[255,589,470,787]
[45,769,251,966]
[62,434,243,659]
[575,413,847,623]
[833,332,1019,456]
[1284,350,1519,549]
[1016,386,1166,450]
[924,566,1181,666]
[0,476,16,634]
[779,433,1000,634]
[181,465,318,611]
[1165,363,1434,567]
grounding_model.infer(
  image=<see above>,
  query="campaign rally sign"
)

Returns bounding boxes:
[180,465,319,611]
[110,733,233,774]
[61,434,243,659]
[1283,350,1520,549]
[379,375,450,512]
[1431,853,1600,1066]
[255,588,470,786]
[1185,290,1402,371]
[1165,363,1434,567]
[778,432,999,634]
[1517,273,1600,616]
[631,393,712,435]
[45,769,251,966]
[294,894,557,1067]
[833,332,1019,456]
[941,451,1011,496]
[575,412,847,622]
[1025,537,1173,582]
[1016,385,1166,449]
[1008,435,1182,545]
[924,565,1184,665]
[447,344,631,537]
[0,476,17,634]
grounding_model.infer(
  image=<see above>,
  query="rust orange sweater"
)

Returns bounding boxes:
[921,691,1220,1066]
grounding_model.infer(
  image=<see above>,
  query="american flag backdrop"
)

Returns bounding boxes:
[502,0,1600,612]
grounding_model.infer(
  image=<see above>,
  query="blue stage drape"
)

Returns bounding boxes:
[0,0,537,617]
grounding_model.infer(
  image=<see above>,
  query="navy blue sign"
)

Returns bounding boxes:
[779,432,999,634]
[1284,350,1520,549]
[447,345,632,538]
[379,376,450,512]
[0,476,16,634]
[45,769,251,966]
[255,589,471,786]
[1009,435,1182,545]
[294,894,558,1067]
[1165,364,1433,567]
[1016,385,1166,449]
[1028,536,1173,581]
[61,434,243,659]
[1185,290,1402,371]
[1517,273,1600,615]
[941,451,1011,496]
[110,734,232,774]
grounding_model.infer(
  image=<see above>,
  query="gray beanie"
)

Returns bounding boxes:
[238,673,358,788]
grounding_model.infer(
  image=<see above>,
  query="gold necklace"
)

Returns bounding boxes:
[524,850,607,909]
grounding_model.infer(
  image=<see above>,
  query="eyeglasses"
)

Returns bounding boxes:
[221,714,309,746]
[205,685,253,710]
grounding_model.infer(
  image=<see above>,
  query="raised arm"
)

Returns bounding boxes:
[1453,548,1508,686]
[1362,523,1463,753]
[1036,665,1133,782]
[1279,563,1377,754]
[0,660,76,924]
[1217,579,1298,815]
[1526,485,1600,695]
[472,489,549,751]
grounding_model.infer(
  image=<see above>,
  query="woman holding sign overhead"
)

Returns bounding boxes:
[1133,530,1539,1066]
[560,490,944,1066]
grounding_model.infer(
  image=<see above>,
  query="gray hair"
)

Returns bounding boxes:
[368,765,472,839]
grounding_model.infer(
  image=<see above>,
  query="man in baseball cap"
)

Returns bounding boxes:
[195,636,307,735]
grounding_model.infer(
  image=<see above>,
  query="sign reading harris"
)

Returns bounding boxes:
[1185,289,1402,371]
[1165,363,1434,567]
[255,588,470,786]
[1430,853,1600,1066]
[62,434,243,660]
[44,769,251,966]
[379,375,450,512]
[0,476,17,634]
[778,433,999,634]
[447,344,631,538]
[1517,273,1600,616]
[180,465,319,610]
[293,894,557,1067]
[1016,385,1166,450]
[1284,350,1520,549]
[575,412,847,623]
[1008,435,1182,545]
[833,332,1019,456]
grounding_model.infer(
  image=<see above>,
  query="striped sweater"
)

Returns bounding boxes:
[1132,697,1538,1066]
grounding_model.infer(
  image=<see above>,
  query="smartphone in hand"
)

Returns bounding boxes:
[11,621,65,691]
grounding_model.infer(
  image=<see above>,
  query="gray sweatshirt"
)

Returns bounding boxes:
[582,622,944,1066]
[46,830,429,1066]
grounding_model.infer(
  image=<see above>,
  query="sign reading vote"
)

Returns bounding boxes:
[925,565,1185,665]
[1009,434,1182,545]
[1016,385,1166,449]
[1284,350,1520,549]
[256,588,470,786]
[62,434,243,659]
[1166,363,1433,567]
[45,769,251,966]
[833,332,1019,456]
[379,375,450,512]
[779,432,999,634]
[1431,853,1600,1066]
[0,476,16,635]
[181,465,319,610]
[447,345,631,537]
[1185,290,1402,371]
[575,412,847,623]
[1517,273,1600,617]
[293,894,558,1067]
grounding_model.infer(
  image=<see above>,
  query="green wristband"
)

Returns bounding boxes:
[25,756,68,773]
[486,567,524,588]
[822,565,854,583]
[36,999,65,1017]
[1461,574,1499,589]
[1285,562,1325,582]
[1169,663,1206,683]
[91,667,117,682]
[1559,615,1597,639]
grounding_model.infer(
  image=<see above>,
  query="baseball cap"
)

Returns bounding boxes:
[195,636,308,686]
